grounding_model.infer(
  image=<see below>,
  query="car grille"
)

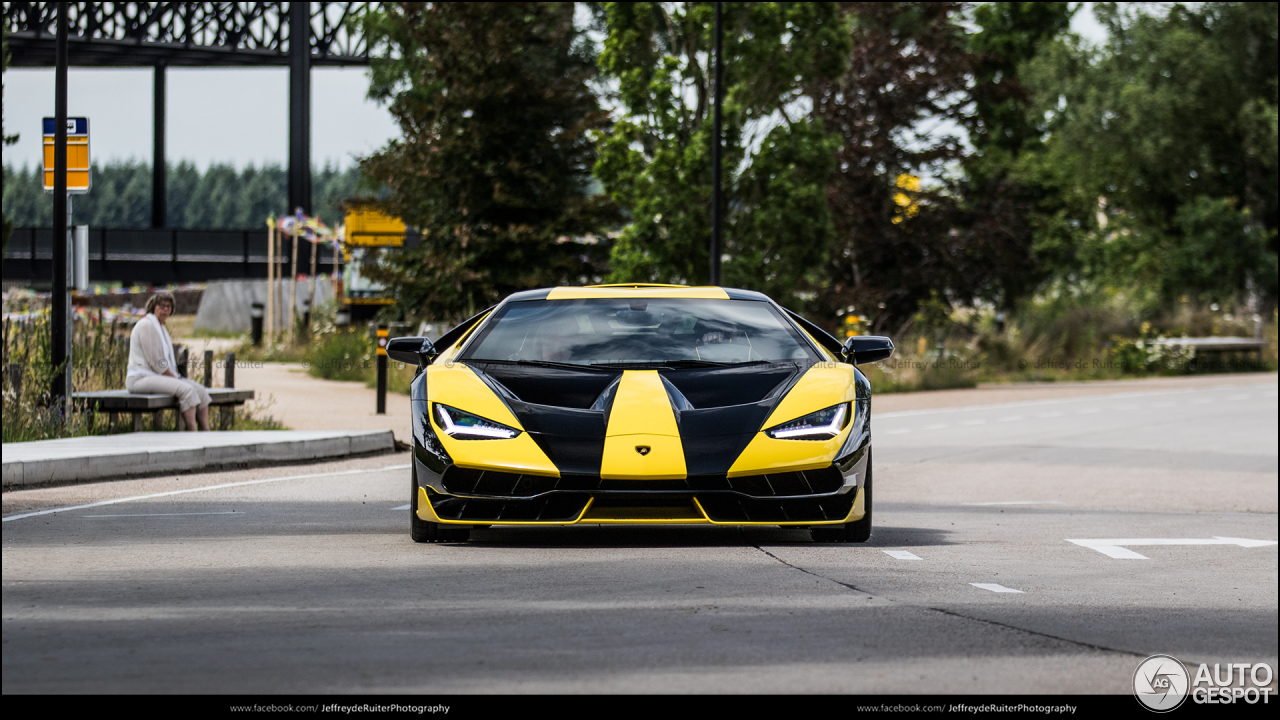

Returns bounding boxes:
[440,464,844,499]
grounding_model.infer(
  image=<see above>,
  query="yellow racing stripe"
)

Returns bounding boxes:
[600,370,687,480]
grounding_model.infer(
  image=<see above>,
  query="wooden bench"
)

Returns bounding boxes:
[1146,337,1269,365]
[73,388,255,432]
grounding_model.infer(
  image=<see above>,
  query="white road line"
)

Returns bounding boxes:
[971,583,1024,594]
[1066,537,1279,560]
[1226,394,1250,401]
[1190,398,1213,405]
[1077,407,1100,414]
[964,501,1064,506]
[1038,411,1064,418]
[390,504,411,511]
[1152,401,1176,408]
[999,415,1023,422]
[884,428,911,435]
[81,511,244,518]
[961,420,986,426]
[2,464,412,522]
[1115,404,1139,410]
[923,423,949,430]
[883,550,922,560]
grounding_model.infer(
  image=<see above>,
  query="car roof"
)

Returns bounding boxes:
[504,285,772,302]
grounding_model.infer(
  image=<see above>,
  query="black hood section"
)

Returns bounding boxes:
[466,364,608,475]
[678,403,774,475]
[470,362,621,409]
[465,361,806,477]
[661,364,796,408]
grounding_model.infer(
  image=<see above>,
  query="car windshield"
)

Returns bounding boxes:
[461,299,817,366]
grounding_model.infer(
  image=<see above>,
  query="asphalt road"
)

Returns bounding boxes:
[3,377,1276,694]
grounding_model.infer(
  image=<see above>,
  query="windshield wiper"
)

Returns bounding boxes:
[660,359,777,368]
[505,359,609,370]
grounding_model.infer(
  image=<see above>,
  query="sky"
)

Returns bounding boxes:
[3,65,398,171]
[2,3,1111,173]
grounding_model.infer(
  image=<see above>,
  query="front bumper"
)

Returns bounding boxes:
[412,445,869,527]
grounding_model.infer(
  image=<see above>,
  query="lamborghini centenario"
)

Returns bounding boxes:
[387,285,894,543]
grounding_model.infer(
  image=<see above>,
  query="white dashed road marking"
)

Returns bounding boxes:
[883,550,922,560]
[971,583,1024,594]
[391,504,411,511]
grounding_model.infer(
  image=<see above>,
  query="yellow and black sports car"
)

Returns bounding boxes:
[387,285,893,543]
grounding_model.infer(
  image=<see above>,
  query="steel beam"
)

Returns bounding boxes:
[152,63,166,228]
[289,1,311,215]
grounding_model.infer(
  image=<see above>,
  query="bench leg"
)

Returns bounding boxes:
[132,412,143,432]
[108,411,119,433]
[177,409,186,432]
[219,405,232,431]
[153,411,164,432]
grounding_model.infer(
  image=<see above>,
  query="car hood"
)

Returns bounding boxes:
[414,361,859,479]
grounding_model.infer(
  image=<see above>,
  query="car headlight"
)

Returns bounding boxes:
[433,403,521,440]
[764,403,849,440]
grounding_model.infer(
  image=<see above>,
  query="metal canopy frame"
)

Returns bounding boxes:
[3,2,374,218]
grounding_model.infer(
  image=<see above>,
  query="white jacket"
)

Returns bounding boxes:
[126,313,178,380]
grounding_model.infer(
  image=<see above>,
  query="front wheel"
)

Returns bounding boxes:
[411,466,471,543]
[811,449,873,543]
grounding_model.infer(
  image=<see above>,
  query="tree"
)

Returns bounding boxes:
[358,2,618,321]
[959,2,1076,312]
[1028,2,1278,309]
[595,2,849,309]
[813,3,979,334]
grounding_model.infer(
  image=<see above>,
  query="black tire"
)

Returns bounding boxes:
[411,466,471,543]
[811,448,873,543]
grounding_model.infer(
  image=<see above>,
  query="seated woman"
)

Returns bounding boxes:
[125,291,212,431]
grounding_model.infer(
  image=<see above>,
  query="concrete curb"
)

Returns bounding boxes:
[2,430,396,488]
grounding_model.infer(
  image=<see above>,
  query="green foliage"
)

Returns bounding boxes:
[815,3,980,333]
[359,2,618,323]
[2,162,362,229]
[1027,2,1279,307]
[305,329,372,383]
[958,3,1077,312]
[595,2,848,308]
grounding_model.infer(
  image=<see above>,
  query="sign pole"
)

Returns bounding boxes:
[266,219,275,341]
[289,223,299,344]
[51,3,71,405]
[376,325,388,415]
[309,235,318,337]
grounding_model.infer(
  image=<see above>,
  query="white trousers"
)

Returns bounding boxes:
[126,374,213,412]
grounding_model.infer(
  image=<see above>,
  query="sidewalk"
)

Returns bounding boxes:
[233,362,413,442]
[3,430,395,487]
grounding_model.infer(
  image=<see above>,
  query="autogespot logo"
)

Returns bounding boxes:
[1135,655,1190,712]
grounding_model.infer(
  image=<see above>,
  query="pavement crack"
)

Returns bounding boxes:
[756,546,1145,658]
[926,606,1145,657]
[753,546,877,596]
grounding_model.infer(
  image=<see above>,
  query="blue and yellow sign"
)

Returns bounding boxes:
[42,117,91,194]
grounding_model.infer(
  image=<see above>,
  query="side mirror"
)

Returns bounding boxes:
[841,336,894,365]
[387,336,437,366]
